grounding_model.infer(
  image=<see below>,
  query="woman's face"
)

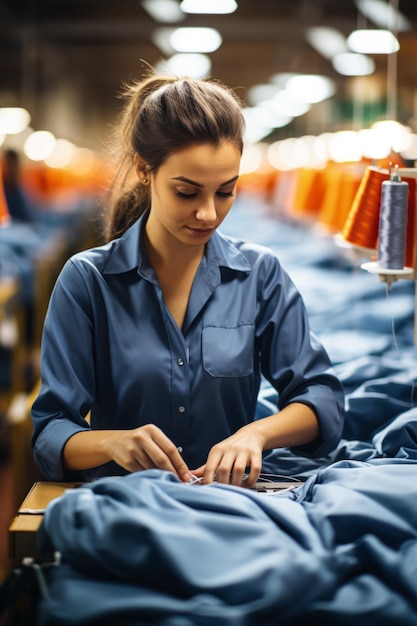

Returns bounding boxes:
[143,142,241,249]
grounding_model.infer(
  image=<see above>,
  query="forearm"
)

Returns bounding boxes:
[63,425,192,482]
[248,402,320,451]
[63,430,118,471]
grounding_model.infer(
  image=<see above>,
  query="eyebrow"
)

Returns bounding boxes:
[171,175,239,188]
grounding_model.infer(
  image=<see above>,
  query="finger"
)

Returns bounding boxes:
[148,433,192,482]
[202,452,223,484]
[190,465,205,478]
[243,458,262,488]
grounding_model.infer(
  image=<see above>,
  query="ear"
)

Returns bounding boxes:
[133,153,150,184]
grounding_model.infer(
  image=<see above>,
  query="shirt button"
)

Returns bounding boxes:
[177,358,184,366]
[178,406,186,413]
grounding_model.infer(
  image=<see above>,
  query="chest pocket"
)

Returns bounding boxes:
[202,324,254,377]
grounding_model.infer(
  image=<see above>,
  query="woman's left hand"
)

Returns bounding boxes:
[192,427,264,487]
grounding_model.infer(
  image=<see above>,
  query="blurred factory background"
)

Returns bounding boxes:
[1,0,417,582]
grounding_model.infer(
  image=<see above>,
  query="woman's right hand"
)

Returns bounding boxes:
[63,424,192,482]
[110,424,192,481]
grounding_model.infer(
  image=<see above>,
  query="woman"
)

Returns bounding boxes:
[31,73,344,486]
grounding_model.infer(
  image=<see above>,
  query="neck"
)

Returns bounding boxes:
[144,228,205,272]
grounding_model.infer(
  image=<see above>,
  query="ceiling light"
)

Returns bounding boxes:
[285,75,336,104]
[239,144,267,175]
[399,133,417,160]
[256,103,292,129]
[152,28,176,55]
[141,0,185,23]
[332,52,375,76]
[358,128,392,159]
[272,91,311,117]
[305,27,348,59]
[269,73,299,88]
[169,27,222,53]
[242,107,273,144]
[328,131,362,162]
[0,107,31,135]
[156,53,212,78]
[180,0,237,14]
[247,84,280,106]
[354,0,411,31]
[371,120,411,152]
[267,137,312,171]
[347,29,400,54]
[45,139,78,169]
[24,131,56,161]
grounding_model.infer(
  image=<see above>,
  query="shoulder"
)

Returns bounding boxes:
[62,241,116,278]
[215,230,282,273]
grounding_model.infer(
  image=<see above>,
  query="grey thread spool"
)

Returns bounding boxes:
[377,165,408,270]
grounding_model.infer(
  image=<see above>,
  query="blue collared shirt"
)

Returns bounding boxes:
[31,213,344,481]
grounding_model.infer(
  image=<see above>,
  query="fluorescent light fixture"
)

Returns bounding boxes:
[347,29,400,54]
[152,28,177,55]
[267,137,313,170]
[358,128,392,159]
[45,138,78,169]
[371,120,411,152]
[156,53,212,78]
[24,130,56,161]
[354,0,411,32]
[239,144,266,175]
[269,72,299,88]
[256,102,292,128]
[247,84,310,117]
[180,0,237,14]
[399,133,417,160]
[328,131,362,163]
[141,0,185,23]
[0,107,31,135]
[285,75,336,104]
[242,107,273,144]
[272,91,311,117]
[169,27,222,53]
[247,84,280,106]
[305,26,348,59]
[332,52,375,76]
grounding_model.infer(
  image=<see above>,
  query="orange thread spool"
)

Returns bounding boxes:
[404,176,416,268]
[341,166,388,251]
[319,165,362,232]
[292,168,326,219]
[0,174,10,226]
[341,166,417,267]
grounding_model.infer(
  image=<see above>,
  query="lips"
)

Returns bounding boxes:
[186,227,215,237]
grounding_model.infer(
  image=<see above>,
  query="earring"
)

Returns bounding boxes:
[142,177,149,185]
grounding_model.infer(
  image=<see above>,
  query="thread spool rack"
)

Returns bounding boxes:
[337,165,417,345]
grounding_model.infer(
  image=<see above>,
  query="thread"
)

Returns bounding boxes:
[341,166,387,250]
[341,166,416,268]
[377,165,408,269]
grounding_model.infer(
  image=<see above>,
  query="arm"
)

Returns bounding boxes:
[63,425,191,482]
[32,255,192,482]
[194,402,319,486]
[195,250,344,487]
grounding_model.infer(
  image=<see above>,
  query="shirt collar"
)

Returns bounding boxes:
[102,211,252,276]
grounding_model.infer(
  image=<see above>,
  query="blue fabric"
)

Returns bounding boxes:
[37,464,417,625]
[33,197,417,625]
[31,211,344,481]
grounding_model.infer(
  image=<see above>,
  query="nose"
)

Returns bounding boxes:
[195,196,217,223]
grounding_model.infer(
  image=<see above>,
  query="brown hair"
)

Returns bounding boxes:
[104,73,245,242]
